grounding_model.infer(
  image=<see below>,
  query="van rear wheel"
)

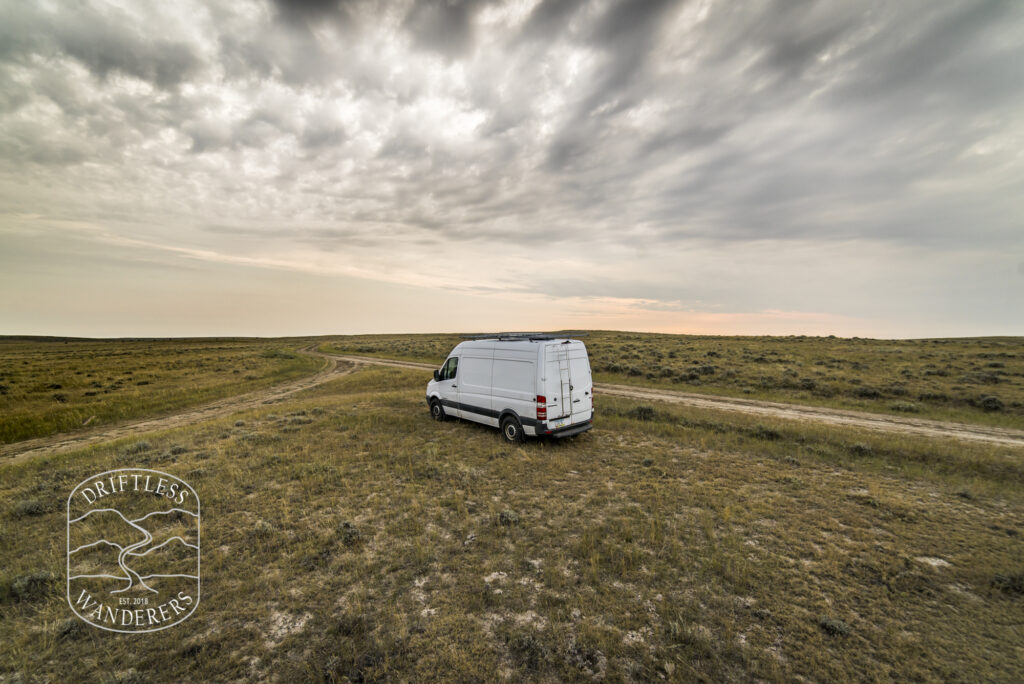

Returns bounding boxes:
[430,399,446,421]
[500,415,524,443]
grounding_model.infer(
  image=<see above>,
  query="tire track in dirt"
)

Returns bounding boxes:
[0,348,359,463]
[5,350,1022,463]
[331,354,1024,447]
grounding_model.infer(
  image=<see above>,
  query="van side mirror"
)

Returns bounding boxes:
[433,370,440,381]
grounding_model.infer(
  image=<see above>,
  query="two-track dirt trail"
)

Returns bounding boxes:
[4,350,1024,464]
[328,354,1024,448]
[0,348,358,464]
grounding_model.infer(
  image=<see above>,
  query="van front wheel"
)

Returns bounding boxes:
[430,399,446,421]
[501,415,524,443]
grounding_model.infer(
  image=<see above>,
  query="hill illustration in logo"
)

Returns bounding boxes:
[68,507,199,592]
[127,536,199,579]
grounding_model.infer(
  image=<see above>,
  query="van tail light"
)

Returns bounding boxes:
[536,395,547,420]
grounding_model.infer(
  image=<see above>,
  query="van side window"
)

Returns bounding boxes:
[442,357,458,381]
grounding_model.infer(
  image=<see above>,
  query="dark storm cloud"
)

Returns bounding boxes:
[270,0,354,25]
[0,3,201,89]
[526,0,1024,249]
[545,0,679,170]
[518,0,588,43]
[402,0,493,59]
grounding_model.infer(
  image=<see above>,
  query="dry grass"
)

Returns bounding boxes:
[321,331,1024,429]
[2,362,1022,682]
[0,337,321,443]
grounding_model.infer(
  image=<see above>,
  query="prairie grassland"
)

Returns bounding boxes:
[321,332,1024,429]
[2,365,1021,682]
[0,338,321,444]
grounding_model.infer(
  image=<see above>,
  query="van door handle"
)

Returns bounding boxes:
[451,385,457,388]
[573,398,581,403]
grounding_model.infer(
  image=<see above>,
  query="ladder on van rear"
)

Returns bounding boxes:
[555,345,572,419]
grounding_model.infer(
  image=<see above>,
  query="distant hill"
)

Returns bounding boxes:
[68,540,127,579]
[127,537,199,578]
[69,509,147,554]
[131,508,199,551]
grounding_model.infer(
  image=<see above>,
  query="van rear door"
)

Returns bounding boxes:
[543,342,592,427]
[567,347,592,423]
[544,343,572,421]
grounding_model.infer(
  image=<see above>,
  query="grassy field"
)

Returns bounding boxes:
[0,337,322,444]
[321,332,1024,429]
[2,361,1022,681]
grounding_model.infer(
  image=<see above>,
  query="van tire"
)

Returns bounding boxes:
[501,415,524,443]
[430,399,446,421]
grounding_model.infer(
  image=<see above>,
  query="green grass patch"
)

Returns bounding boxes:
[0,337,322,443]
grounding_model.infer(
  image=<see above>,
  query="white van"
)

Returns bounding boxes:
[426,335,594,442]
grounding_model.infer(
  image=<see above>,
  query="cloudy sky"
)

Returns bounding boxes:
[1,0,1021,338]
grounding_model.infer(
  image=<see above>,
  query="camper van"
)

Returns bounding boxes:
[426,334,594,442]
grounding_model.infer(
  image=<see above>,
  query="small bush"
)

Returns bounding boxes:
[991,573,1024,596]
[918,392,948,402]
[5,571,56,603]
[855,387,881,399]
[889,401,920,413]
[628,406,657,421]
[848,443,873,457]
[119,441,152,456]
[338,521,362,547]
[261,349,297,359]
[497,510,520,526]
[961,371,1001,385]
[504,628,550,670]
[980,396,1005,412]
[819,617,851,636]
[12,499,46,518]
[750,425,781,441]
[58,618,85,639]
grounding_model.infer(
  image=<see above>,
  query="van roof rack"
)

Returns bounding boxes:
[461,331,588,342]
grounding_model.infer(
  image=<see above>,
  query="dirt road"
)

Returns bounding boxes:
[4,350,1023,463]
[0,349,357,463]
[330,354,1024,448]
